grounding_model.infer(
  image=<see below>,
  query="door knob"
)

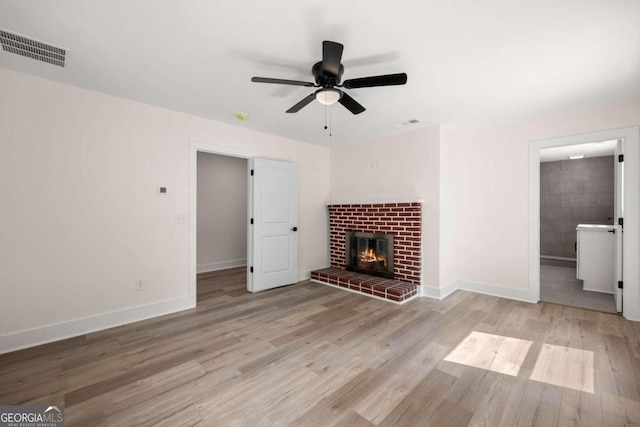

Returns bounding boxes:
[291,226,298,232]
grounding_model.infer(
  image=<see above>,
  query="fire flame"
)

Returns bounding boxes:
[360,249,387,267]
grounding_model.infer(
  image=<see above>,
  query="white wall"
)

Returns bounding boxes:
[330,126,442,288]
[196,153,247,272]
[0,68,330,352]
[438,126,462,288]
[449,101,640,293]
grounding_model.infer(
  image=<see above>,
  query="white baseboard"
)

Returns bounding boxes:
[420,279,537,304]
[0,296,195,355]
[541,255,576,262]
[623,313,640,322]
[583,287,613,295]
[197,259,246,273]
[421,281,458,300]
[454,280,537,304]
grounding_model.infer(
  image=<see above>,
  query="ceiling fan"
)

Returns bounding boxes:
[251,41,407,115]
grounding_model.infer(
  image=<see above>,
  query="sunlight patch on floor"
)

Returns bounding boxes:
[444,331,533,377]
[445,332,595,394]
[530,343,595,393]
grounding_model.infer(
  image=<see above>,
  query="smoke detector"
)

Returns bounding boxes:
[0,28,66,67]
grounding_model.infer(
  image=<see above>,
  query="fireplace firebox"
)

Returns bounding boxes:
[345,231,394,279]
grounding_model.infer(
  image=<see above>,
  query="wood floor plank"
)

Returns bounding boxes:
[289,368,387,426]
[65,360,206,425]
[558,387,602,427]
[353,341,450,424]
[600,333,640,401]
[199,366,319,425]
[601,391,640,426]
[426,398,475,427]
[512,380,562,426]
[377,368,458,427]
[1,266,639,426]
[466,374,522,426]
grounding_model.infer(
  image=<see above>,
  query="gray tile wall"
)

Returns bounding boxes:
[540,155,614,258]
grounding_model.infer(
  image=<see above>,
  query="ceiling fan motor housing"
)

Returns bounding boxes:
[312,61,344,88]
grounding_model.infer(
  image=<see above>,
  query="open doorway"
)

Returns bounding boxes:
[196,152,248,303]
[187,141,300,306]
[538,141,618,313]
[188,140,255,308]
[528,126,640,321]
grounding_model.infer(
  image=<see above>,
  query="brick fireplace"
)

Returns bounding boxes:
[311,202,422,303]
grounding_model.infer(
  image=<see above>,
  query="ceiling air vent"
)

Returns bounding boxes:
[0,29,66,67]
[394,119,421,128]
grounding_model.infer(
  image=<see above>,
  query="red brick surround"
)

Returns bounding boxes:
[328,202,422,284]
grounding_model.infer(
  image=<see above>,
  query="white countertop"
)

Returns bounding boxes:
[576,224,615,231]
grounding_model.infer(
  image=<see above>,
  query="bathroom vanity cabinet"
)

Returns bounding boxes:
[576,224,615,293]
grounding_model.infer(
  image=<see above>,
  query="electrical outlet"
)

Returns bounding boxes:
[135,279,145,291]
[175,214,187,224]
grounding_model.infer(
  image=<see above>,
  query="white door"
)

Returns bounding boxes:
[248,158,299,292]
[614,139,624,313]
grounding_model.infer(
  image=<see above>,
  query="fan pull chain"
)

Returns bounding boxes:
[322,101,332,137]
[329,106,332,137]
[324,102,328,130]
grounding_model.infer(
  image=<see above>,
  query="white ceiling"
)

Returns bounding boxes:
[1,1,639,147]
[540,139,617,162]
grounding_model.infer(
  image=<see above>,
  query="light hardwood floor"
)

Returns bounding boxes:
[1,267,640,426]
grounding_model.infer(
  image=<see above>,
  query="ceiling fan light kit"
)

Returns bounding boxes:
[251,40,408,115]
[315,88,341,105]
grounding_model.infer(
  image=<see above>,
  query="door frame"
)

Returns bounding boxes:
[188,140,255,307]
[614,139,624,312]
[528,126,640,321]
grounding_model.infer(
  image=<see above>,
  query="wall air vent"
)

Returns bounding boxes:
[0,29,66,67]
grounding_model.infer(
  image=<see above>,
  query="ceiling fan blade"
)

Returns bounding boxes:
[251,77,315,87]
[322,41,344,76]
[342,73,407,89]
[286,93,317,113]
[338,92,366,115]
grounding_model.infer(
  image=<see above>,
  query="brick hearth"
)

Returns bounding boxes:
[311,267,418,303]
[311,202,422,303]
